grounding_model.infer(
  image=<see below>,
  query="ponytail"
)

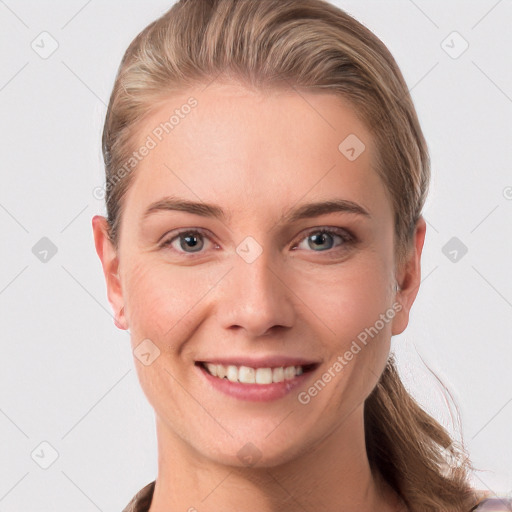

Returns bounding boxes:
[365,354,480,511]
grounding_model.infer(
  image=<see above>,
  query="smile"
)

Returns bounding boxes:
[195,360,319,401]
[199,362,319,384]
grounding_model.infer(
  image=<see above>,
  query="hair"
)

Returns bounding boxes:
[101,0,482,510]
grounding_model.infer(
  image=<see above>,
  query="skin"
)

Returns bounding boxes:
[93,80,425,512]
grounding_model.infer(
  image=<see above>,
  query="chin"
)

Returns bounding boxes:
[192,426,317,470]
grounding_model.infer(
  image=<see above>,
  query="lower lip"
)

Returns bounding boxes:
[196,363,316,402]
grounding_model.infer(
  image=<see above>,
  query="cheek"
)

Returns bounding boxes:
[295,253,394,347]
[123,260,218,345]
[307,261,394,408]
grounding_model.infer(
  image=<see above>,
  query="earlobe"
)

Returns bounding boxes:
[92,215,128,330]
[391,216,427,336]
[114,306,127,330]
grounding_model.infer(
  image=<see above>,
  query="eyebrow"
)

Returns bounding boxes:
[141,195,371,224]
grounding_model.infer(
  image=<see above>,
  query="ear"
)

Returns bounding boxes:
[391,216,426,336]
[92,215,128,330]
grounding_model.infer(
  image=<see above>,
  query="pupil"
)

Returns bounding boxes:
[310,233,332,250]
[182,234,202,252]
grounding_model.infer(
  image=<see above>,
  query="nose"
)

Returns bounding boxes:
[216,249,295,338]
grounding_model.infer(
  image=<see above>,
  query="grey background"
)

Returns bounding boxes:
[1,0,511,510]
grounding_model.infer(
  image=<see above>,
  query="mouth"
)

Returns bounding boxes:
[195,361,319,385]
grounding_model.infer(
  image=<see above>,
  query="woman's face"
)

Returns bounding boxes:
[94,81,423,468]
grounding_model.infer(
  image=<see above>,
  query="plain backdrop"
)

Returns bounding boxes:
[1,0,511,510]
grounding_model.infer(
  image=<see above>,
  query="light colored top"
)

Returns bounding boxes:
[122,481,512,512]
[471,494,512,511]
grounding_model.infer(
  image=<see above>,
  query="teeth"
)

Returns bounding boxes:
[239,366,255,384]
[255,367,272,384]
[227,365,238,382]
[205,363,217,377]
[217,365,227,379]
[284,366,295,380]
[203,363,306,384]
[272,367,284,383]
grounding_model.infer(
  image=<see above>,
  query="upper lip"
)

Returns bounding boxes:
[196,356,320,369]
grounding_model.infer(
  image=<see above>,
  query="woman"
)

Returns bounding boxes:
[92,0,510,510]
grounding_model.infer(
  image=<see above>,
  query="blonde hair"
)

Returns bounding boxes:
[102,0,480,509]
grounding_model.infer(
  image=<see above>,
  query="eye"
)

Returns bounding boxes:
[160,226,355,257]
[292,227,354,253]
[160,228,217,255]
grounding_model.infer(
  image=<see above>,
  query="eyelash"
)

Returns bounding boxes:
[159,226,356,258]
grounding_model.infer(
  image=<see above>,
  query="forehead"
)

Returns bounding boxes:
[123,81,389,223]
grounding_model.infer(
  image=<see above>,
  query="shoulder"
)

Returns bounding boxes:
[122,480,156,512]
[470,490,512,512]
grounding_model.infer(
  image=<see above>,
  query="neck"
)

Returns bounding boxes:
[148,406,398,512]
